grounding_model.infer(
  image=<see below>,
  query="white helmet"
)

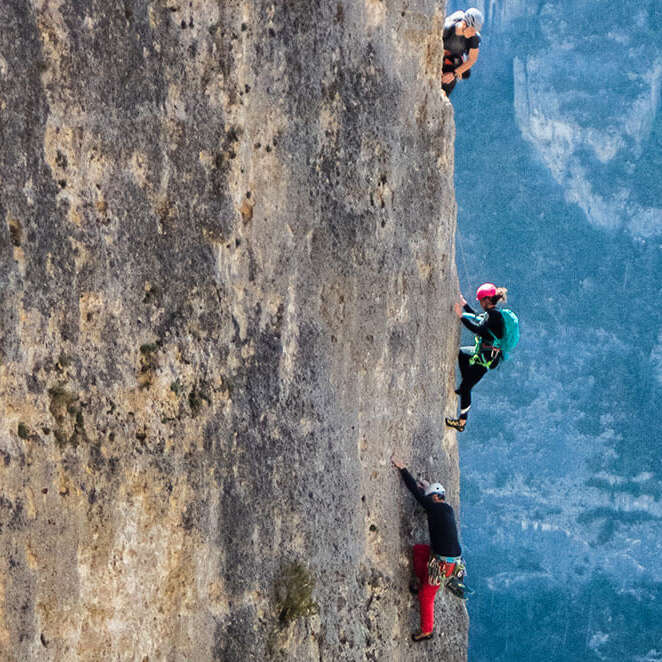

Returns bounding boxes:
[464,8,484,31]
[424,482,446,497]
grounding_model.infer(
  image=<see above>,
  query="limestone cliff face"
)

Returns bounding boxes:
[0,1,465,660]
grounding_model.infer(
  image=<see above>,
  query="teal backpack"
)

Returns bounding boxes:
[468,308,520,367]
[491,309,520,360]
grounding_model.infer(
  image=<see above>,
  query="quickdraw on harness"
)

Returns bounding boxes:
[452,557,466,582]
[427,553,462,587]
[427,554,470,599]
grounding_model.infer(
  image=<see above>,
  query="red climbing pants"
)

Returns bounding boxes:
[412,544,456,633]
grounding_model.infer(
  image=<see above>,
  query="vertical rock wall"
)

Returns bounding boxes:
[0,1,466,659]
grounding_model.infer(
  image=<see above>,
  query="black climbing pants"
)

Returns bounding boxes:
[457,348,487,420]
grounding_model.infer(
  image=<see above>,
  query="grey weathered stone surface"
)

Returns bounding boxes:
[0,1,466,659]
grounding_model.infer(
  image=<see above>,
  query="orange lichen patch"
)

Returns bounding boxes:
[25,544,39,570]
[56,472,79,498]
[239,197,254,223]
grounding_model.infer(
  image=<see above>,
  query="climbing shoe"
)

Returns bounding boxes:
[445,577,467,600]
[411,631,434,642]
[445,417,466,432]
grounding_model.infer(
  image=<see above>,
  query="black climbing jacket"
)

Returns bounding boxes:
[443,15,481,59]
[400,468,462,558]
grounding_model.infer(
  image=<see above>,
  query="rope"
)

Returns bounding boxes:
[456,228,473,288]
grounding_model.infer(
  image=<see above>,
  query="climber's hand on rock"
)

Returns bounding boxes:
[454,301,464,317]
[390,454,405,470]
[442,72,455,84]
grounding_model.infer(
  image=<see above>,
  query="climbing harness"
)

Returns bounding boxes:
[443,51,463,72]
[468,337,501,369]
[466,308,520,368]
[427,554,472,598]
[427,553,460,587]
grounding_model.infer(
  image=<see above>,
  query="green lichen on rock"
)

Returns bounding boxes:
[188,384,210,416]
[139,343,159,355]
[276,562,319,626]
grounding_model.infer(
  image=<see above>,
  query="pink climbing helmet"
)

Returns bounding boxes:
[475,282,497,300]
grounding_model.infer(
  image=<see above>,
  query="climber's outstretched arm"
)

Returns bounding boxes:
[391,455,427,508]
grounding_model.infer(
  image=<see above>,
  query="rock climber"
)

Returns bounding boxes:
[445,283,508,432]
[442,7,483,97]
[391,454,462,642]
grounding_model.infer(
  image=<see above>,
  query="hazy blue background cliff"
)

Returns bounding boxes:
[447,1,662,660]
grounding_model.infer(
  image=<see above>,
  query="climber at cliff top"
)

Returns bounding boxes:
[446,283,519,432]
[442,7,483,98]
[391,454,463,642]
